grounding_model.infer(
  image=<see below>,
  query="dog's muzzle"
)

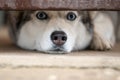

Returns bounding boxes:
[51,31,67,46]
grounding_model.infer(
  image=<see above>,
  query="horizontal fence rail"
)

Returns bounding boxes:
[0,0,120,10]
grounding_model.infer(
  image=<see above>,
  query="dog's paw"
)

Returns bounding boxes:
[90,33,114,51]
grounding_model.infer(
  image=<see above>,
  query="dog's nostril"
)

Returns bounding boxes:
[54,36,58,40]
[62,36,67,41]
[51,31,67,46]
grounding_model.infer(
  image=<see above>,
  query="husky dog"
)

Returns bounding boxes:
[8,11,115,53]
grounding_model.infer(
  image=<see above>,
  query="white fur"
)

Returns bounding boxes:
[90,11,115,50]
[17,11,93,53]
[17,11,115,53]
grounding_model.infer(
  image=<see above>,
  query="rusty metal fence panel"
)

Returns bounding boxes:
[0,0,119,10]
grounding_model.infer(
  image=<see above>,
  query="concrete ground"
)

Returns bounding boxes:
[0,27,120,80]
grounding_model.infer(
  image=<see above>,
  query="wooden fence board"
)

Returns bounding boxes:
[0,0,119,10]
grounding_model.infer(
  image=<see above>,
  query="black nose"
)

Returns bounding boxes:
[51,31,67,46]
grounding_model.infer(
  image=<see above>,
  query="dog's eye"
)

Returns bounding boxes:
[67,12,76,21]
[36,12,48,20]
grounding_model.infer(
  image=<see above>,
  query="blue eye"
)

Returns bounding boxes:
[67,12,77,21]
[36,12,48,20]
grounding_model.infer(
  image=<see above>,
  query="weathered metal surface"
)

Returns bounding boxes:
[0,0,119,10]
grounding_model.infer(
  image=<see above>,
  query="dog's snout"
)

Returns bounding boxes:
[51,31,67,46]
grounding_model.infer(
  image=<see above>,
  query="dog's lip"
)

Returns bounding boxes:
[53,46,64,51]
[48,46,67,53]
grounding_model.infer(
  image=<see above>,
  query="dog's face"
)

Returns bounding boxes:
[9,11,93,53]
